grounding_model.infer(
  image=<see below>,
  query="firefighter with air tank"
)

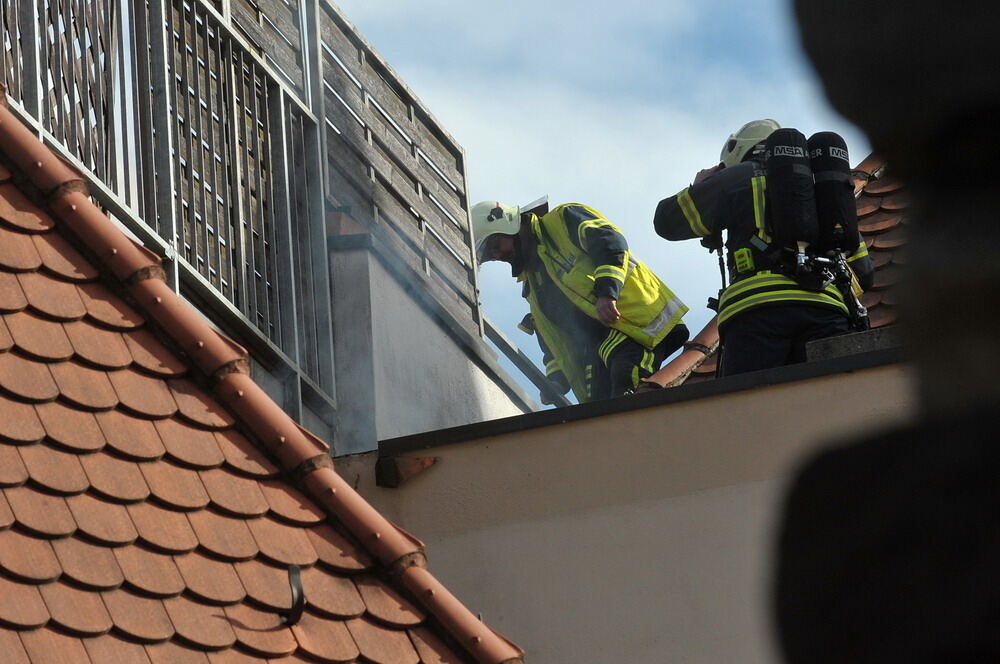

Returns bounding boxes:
[654,119,874,377]
[472,200,689,403]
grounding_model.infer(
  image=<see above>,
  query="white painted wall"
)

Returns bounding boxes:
[339,362,917,663]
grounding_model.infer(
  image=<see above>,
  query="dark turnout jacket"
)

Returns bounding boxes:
[654,161,873,328]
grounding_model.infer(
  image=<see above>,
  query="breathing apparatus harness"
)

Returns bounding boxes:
[709,129,869,331]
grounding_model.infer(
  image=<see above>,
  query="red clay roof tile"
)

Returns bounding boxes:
[17,628,89,662]
[0,271,28,311]
[37,401,104,452]
[66,493,139,545]
[868,305,898,327]
[5,311,74,361]
[248,517,320,567]
[96,409,165,460]
[18,271,87,320]
[289,611,359,663]
[0,95,520,664]
[77,281,144,330]
[260,480,326,526]
[858,209,902,234]
[123,328,188,377]
[235,559,294,611]
[0,316,11,350]
[222,602,297,659]
[114,545,185,598]
[51,536,124,591]
[0,492,13,528]
[83,633,154,664]
[80,451,151,503]
[0,444,29,487]
[3,485,77,537]
[164,595,238,650]
[879,189,909,211]
[0,529,61,582]
[18,443,89,494]
[110,368,179,418]
[410,626,468,664]
[0,225,43,271]
[355,576,425,628]
[0,351,59,402]
[31,232,99,282]
[872,225,907,249]
[155,418,225,469]
[0,628,31,664]
[170,378,237,429]
[306,523,373,573]
[186,509,259,561]
[213,430,279,479]
[8,317,66,364]
[145,640,211,663]
[140,460,210,511]
[0,576,50,629]
[0,398,45,444]
[855,195,881,217]
[862,175,903,195]
[102,588,175,643]
[64,319,133,369]
[200,468,269,518]
[39,580,114,636]
[126,501,199,554]
[349,617,421,664]
[0,184,55,233]
[174,551,247,606]
[51,360,119,410]
[302,565,366,619]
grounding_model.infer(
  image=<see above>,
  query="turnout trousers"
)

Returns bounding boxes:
[719,304,849,377]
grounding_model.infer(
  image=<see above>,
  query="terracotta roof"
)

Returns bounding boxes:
[0,88,522,663]
[649,154,904,386]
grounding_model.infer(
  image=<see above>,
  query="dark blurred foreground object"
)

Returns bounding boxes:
[775,408,1000,662]
[778,2,1000,661]
[794,2,999,184]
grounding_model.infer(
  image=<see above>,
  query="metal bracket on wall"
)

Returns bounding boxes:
[375,456,440,488]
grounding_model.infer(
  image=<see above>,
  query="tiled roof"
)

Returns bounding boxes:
[0,90,521,664]
[652,155,904,386]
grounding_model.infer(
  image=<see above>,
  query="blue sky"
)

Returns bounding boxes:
[332,0,869,406]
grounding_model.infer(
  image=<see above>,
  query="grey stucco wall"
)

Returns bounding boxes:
[330,246,526,453]
[367,256,525,441]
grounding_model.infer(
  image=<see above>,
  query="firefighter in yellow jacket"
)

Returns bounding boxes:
[472,200,689,403]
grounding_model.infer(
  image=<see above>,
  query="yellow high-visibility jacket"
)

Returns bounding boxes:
[520,204,687,401]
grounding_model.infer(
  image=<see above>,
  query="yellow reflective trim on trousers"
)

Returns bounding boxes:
[641,349,655,373]
[719,289,849,324]
[545,359,560,375]
[751,176,770,243]
[677,188,710,237]
[599,329,629,364]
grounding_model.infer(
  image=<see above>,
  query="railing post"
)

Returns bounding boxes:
[146,0,181,291]
[301,0,336,394]
[18,0,41,118]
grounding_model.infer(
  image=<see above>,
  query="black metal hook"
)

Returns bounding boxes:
[280,564,305,626]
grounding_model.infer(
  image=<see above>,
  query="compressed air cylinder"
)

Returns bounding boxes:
[809,131,860,253]
[765,128,819,248]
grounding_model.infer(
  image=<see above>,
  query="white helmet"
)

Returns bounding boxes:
[471,200,520,263]
[720,119,780,167]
